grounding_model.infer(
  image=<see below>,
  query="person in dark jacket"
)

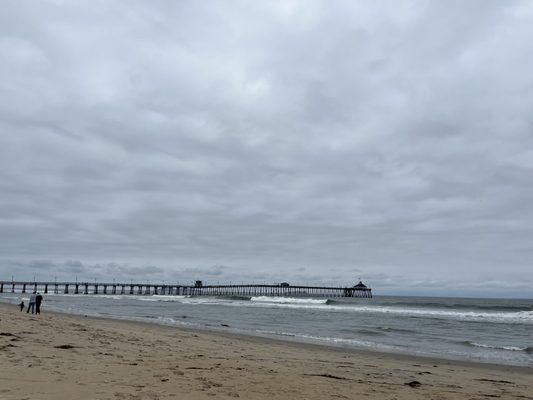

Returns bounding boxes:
[35,293,43,314]
[19,300,25,311]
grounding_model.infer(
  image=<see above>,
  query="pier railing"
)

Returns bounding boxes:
[0,281,372,298]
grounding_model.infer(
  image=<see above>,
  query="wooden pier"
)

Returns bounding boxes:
[0,281,372,298]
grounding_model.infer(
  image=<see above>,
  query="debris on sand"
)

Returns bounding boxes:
[54,344,76,349]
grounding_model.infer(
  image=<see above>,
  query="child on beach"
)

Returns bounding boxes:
[19,300,24,311]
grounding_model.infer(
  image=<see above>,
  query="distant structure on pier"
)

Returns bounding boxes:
[0,280,372,298]
[354,281,368,289]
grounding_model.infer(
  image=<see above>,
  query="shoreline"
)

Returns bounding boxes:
[26,305,533,372]
[1,297,531,370]
[2,302,533,399]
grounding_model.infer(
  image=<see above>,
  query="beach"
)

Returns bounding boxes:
[1,303,531,400]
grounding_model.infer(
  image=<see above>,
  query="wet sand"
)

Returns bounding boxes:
[0,302,531,399]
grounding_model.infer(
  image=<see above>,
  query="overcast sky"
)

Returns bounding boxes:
[1,1,532,297]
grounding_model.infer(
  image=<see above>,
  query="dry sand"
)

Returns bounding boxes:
[0,303,531,400]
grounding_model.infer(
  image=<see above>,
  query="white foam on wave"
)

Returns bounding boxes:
[90,295,126,300]
[252,329,400,351]
[242,302,533,324]
[250,296,328,305]
[137,295,188,302]
[468,342,529,352]
[137,295,239,306]
[354,306,533,324]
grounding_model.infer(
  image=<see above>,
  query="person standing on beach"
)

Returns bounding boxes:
[35,292,43,314]
[27,291,36,314]
[19,300,24,311]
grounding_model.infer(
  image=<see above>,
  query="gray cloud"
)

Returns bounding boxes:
[1,1,533,297]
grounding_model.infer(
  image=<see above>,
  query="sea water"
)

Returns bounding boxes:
[1,293,531,366]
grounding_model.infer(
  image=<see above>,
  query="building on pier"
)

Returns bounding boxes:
[354,281,368,289]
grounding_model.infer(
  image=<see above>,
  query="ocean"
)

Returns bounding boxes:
[1,293,531,366]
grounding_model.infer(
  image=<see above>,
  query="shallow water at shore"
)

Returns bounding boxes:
[1,293,532,366]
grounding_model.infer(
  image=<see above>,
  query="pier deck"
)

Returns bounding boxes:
[0,281,372,298]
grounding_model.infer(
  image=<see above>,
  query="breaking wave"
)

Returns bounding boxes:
[251,329,401,351]
[243,300,533,324]
[250,296,329,305]
[13,292,533,325]
[372,301,533,312]
[461,341,533,353]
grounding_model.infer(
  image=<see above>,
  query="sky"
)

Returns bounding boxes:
[1,1,532,298]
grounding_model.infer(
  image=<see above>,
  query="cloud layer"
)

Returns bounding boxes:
[1,1,533,297]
